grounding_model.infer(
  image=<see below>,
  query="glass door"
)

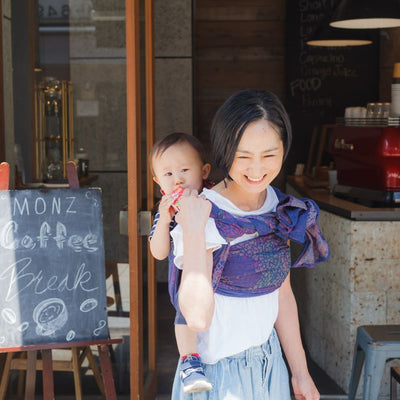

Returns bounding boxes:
[10,0,157,398]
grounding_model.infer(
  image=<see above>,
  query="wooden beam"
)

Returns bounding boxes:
[28,0,37,178]
[11,359,73,372]
[0,338,123,353]
[25,351,37,400]
[143,371,157,400]
[0,0,5,163]
[145,0,157,376]
[125,0,143,399]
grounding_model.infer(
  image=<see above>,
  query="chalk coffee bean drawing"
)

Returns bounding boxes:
[80,298,98,312]
[85,190,99,207]
[2,308,17,325]
[66,330,76,342]
[93,320,106,336]
[33,298,68,336]
[17,322,29,332]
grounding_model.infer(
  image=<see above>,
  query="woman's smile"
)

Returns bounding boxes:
[245,175,266,183]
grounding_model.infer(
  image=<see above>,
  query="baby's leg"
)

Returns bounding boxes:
[175,323,212,393]
[175,323,197,357]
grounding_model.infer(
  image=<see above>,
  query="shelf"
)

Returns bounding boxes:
[21,174,98,189]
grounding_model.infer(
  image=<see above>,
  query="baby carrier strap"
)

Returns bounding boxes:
[208,187,330,293]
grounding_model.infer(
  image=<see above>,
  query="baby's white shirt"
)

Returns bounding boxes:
[170,186,280,364]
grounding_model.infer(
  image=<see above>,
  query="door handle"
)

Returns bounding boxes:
[119,210,152,236]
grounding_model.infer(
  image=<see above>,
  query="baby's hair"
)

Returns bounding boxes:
[149,132,207,176]
[210,89,292,180]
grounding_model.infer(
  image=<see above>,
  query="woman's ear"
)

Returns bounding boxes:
[153,176,159,185]
[202,163,211,179]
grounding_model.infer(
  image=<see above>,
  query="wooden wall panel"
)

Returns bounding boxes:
[199,0,282,5]
[197,60,284,92]
[196,21,284,49]
[197,46,283,61]
[197,4,284,21]
[194,0,286,152]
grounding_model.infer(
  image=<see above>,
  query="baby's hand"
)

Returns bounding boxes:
[175,189,211,234]
[158,195,176,224]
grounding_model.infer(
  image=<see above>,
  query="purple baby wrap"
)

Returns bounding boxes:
[167,187,330,322]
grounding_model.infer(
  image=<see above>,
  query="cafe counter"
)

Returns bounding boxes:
[287,176,400,397]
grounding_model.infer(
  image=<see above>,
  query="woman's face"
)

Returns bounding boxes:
[228,119,284,194]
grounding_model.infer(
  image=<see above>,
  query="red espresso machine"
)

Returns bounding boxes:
[329,125,400,205]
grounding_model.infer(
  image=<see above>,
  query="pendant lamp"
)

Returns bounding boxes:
[330,0,400,29]
[306,24,372,47]
[306,8,373,47]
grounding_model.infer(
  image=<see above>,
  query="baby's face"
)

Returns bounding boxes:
[152,142,210,195]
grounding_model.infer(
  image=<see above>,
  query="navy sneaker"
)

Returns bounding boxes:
[179,353,212,393]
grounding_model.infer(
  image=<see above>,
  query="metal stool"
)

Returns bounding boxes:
[348,325,400,400]
[392,367,400,400]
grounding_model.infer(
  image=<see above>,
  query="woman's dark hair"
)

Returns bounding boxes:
[210,89,292,179]
[149,132,207,175]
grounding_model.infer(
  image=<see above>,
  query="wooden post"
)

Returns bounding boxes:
[41,350,54,400]
[145,0,157,391]
[126,0,144,398]
[25,351,37,400]
[98,344,117,400]
[0,0,5,163]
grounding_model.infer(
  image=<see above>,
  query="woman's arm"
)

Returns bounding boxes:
[175,189,214,332]
[275,273,320,400]
[179,247,214,331]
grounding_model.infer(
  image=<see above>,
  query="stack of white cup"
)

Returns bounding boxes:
[344,107,367,125]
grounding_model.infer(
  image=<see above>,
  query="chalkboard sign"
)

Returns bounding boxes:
[285,0,379,173]
[0,188,108,348]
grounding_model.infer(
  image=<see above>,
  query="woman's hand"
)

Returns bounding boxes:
[175,189,211,234]
[291,373,320,400]
[275,274,319,400]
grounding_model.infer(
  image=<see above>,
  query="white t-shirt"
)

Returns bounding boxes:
[170,186,280,364]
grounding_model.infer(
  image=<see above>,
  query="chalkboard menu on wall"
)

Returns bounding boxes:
[0,188,108,348]
[285,0,379,173]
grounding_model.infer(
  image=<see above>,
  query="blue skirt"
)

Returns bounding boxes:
[171,329,290,400]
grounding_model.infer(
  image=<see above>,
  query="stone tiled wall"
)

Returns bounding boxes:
[69,0,127,262]
[289,186,400,397]
[68,0,192,271]
[153,0,193,281]
[154,0,193,138]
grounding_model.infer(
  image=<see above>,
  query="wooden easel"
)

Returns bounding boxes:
[0,339,123,400]
[0,162,123,400]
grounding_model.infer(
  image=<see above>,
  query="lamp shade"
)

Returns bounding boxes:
[307,24,372,47]
[330,0,400,29]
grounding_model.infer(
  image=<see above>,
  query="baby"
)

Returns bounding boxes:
[149,132,212,393]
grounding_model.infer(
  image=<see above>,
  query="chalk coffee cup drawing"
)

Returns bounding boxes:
[33,298,68,336]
